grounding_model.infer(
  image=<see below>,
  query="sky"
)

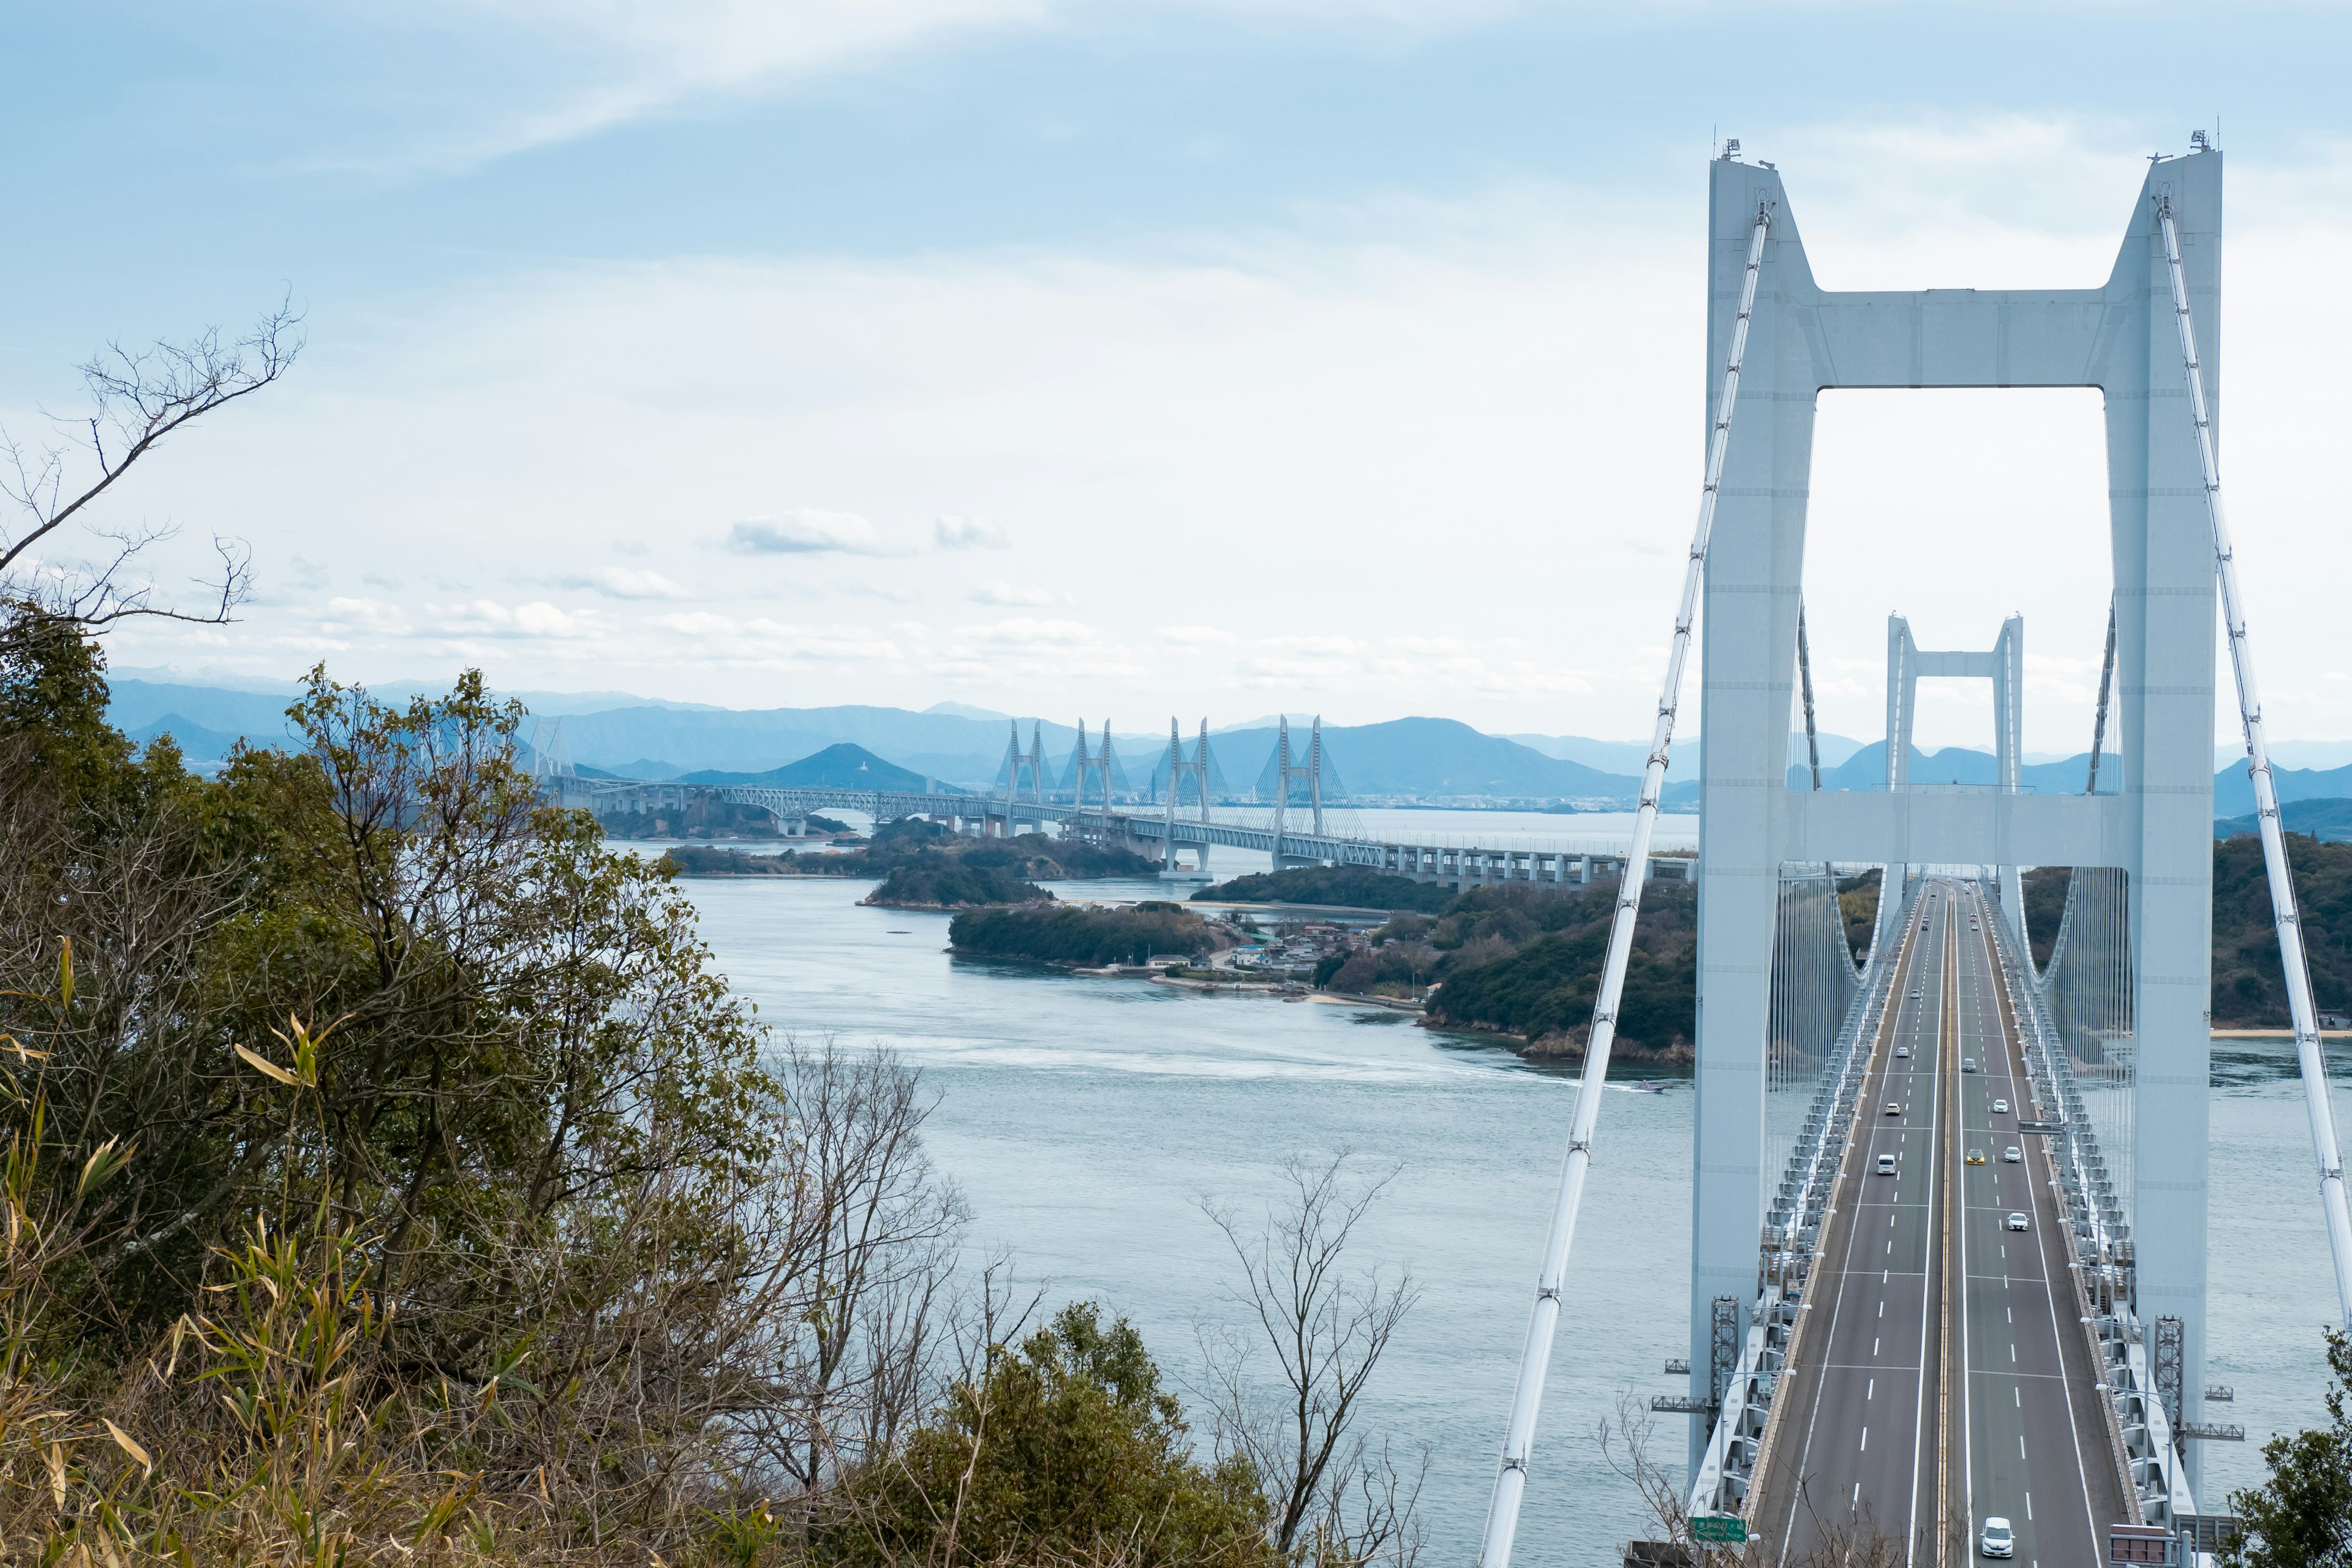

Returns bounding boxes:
[7,2,2352,750]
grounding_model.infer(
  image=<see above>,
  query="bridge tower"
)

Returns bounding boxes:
[1685,148,2225,1484]
[1879,613,2029,952]
[1267,715,1329,869]
[1160,719,1215,879]
[1063,719,1124,838]
[996,720,1048,837]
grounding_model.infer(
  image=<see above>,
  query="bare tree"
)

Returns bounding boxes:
[1200,1153,1425,1568]
[763,1037,971,1491]
[1,301,301,651]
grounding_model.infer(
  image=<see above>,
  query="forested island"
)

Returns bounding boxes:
[660,818,1161,908]
[949,901,1234,967]
[1193,865,1454,913]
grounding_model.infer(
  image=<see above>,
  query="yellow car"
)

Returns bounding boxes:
[1966,1149,1986,1166]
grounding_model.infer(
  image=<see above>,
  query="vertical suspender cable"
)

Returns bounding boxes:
[2086,602,2116,797]
[1477,200,1773,1568]
[2159,199,2352,1329]
[1798,605,1824,791]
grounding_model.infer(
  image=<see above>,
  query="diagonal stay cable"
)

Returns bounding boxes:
[1476,197,1773,1567]
[2159,197,2352,1329]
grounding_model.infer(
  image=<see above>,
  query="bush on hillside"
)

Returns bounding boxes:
[824,1303,1276,1568]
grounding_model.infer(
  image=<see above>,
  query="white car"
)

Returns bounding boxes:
[2003,1147,2022,1163]
[1885,1102,1902,1116]
[1992,1098,2008,1114]
[1896,1046,1911,1058]
[1981,1516,2014,1559]
[2005,1212,2029,1232]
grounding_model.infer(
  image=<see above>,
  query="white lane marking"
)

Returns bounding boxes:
[1879,1302,1885,1318]
[2020,1434,2027,1457]
[1869,1378,1875,1399]
[1860,1426,1868,1452]
[1874,1336,1880,1355]
[2026,1493,2033,1521]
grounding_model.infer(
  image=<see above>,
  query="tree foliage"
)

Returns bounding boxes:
[1419,881,1697,1055]
[2225,1327,2352,1568]
[0,605,970,1557]
[831,1302,1277,1568]
[948,902,1229,966]
[1193,869,1452,915]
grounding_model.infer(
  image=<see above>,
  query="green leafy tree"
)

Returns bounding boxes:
[832,1302,1277,1568]
[2225,1328,2352,1567]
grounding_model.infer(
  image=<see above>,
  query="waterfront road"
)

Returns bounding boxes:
[1952,881,2127,1565]
[1760,886,1951,1562]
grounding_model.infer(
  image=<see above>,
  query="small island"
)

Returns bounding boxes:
[949,900,1234,967]
[660,816,1162,908]
[1192,865,1453,913]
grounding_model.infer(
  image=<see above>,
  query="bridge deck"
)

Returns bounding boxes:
[1750,880,2125,1564]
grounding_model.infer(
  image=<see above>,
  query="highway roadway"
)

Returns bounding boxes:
[1761,885,1950,1562]
[1755,881,2125,1566]
[1950,880,2127,1566]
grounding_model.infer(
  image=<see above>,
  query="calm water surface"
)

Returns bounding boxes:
[671,846,2336,1559]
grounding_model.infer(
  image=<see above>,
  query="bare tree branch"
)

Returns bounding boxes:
[1199,1152,1424,1568]
[0,298,300,651]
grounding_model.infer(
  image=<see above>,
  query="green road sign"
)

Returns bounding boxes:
[1689,1516,1748,1544]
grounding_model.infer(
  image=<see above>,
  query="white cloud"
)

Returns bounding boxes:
[1387,634,1469,656]
[432,599,594,638]
[380,1,1526,169]
[320,597,412,635]
[725,509,886,555]
[970,580,1056,606]
[957,617,1100,647]
[1159,625,1238,646]
[567,566,692,600]
[935,515,1010,551]
[1257,635,1370,657]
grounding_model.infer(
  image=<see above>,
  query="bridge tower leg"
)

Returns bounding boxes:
[1163,719,1183,876]
[2118,153,2223,1493]
[1193,719,1212,876]
[1994,614,2029,953]
[1270,717,1290,871]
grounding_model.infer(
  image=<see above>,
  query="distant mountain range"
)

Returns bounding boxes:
[101,674,2352,813]
[2217,797,2352,842]
[669,743,956,794]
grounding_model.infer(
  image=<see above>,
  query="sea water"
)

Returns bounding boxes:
[671,848,2335,1559]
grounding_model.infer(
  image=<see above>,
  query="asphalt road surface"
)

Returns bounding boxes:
[1758,881,2124,1566]
[1766,887,1950,1562]
[1951,880,2127,1566]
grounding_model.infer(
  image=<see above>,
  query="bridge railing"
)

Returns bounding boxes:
[1999,882,2190,1527]
[1684,872,1914,1519]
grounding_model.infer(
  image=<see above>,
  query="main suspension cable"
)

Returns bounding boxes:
[1477,198,1773,1567]
[2159,197,2352,1329]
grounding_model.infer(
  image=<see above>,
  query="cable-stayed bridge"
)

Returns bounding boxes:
[543,711,1697,889]
[1475,140,2348,1567]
